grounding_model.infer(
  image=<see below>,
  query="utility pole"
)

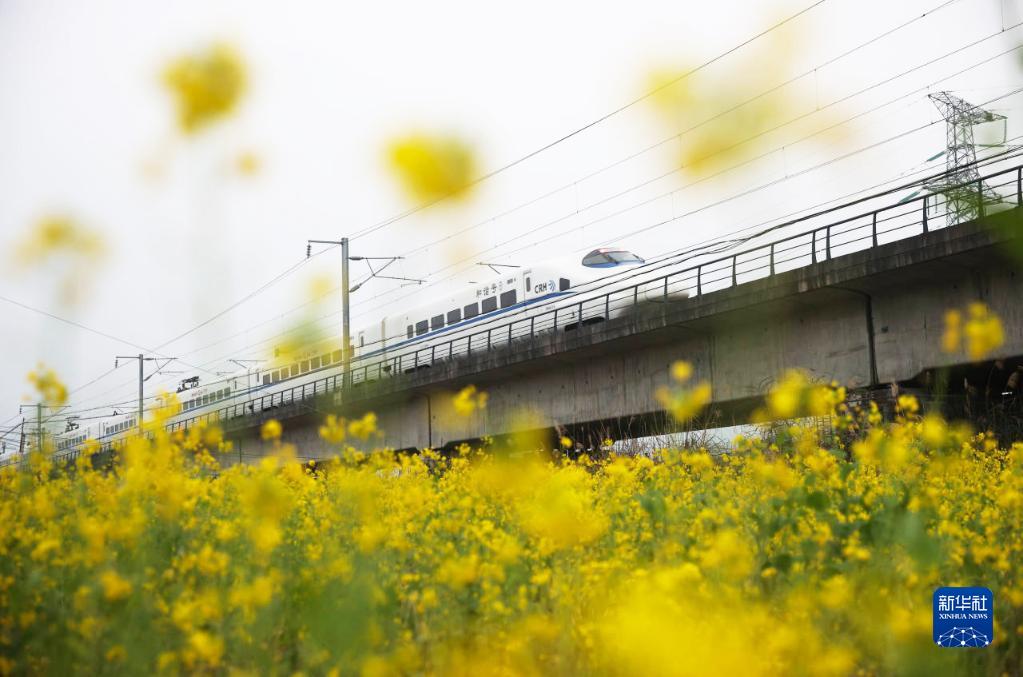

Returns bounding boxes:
[115,354,177,434]
[17,403,62,455]
[306,239,422,390]
[342,238,351,384]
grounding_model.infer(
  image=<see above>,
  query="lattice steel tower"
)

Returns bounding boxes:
[926,92,1005,224]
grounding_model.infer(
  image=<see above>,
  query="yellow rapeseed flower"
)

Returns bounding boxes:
[347,412,377,440]
[261,419,282,441]
[452,385,488,417]
[943,302,1004,359]
[99,571,132,602]
[318,414,347,444]
[163,43,247,134]
[387,133,477,204]
[27,364,68,406]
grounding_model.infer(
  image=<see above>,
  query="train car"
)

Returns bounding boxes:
[50,246,677,455]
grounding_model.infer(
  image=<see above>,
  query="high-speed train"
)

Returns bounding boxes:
[36,247,682,459]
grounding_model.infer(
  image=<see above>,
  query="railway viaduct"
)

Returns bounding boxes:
[215,210,1023,463]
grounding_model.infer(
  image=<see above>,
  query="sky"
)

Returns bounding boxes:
[1,0,1021,437]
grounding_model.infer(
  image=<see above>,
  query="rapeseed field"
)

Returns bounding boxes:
[1,364,1021,676]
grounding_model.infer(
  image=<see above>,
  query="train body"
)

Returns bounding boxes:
[34,248,678,459]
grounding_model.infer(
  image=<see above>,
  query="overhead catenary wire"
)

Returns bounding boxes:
[26,6,1012,417]
[133,18,1023,395]
[66,2,996,405]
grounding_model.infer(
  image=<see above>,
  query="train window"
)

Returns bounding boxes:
[463,302,479,319]
[321,352,332,366]
[431,314,444,330]
[263,374,271,385]
[202,395,209,405]
[311,356,321,369]
[300,360,310,374]
[291,364,300,377]
[447,309,461,324]
[415,320,428,336]
[406,324,413,339]
[500,290,517,308]
[525,277,530,292]
[224,388,230,397]
[481,296,498,313]
[332,350,342,363]
[559,278,570,291]
[272,370,280,383]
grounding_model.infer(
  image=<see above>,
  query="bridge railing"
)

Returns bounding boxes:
[14,159,1020,466]
[150,160,1023,440]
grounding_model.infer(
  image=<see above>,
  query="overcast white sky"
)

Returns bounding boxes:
[1,0,1021,432]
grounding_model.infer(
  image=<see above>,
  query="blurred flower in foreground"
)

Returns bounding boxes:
[655,360,712,422]
[347,413,377,440]
[942,302,1004,360]
[647,29,829,175]
[235,150,261,177]
[387,133,477,204]
[163,43,247,134]
[754,369,844,422]
[260,419,282,442]
[14,215,105,305]
[453,385,488,417]
[27,364,68,407]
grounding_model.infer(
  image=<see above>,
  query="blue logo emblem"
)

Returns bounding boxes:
[933,587,993,648]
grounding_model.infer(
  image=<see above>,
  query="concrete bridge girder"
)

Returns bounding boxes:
[223,215,1023,462]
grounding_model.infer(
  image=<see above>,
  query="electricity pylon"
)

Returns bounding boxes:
[925,92,1005,225]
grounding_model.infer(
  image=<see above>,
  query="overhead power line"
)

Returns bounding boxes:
[29,1,999,412]
[345,0,832,243]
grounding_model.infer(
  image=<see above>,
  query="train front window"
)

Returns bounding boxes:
[582,248,645,267]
